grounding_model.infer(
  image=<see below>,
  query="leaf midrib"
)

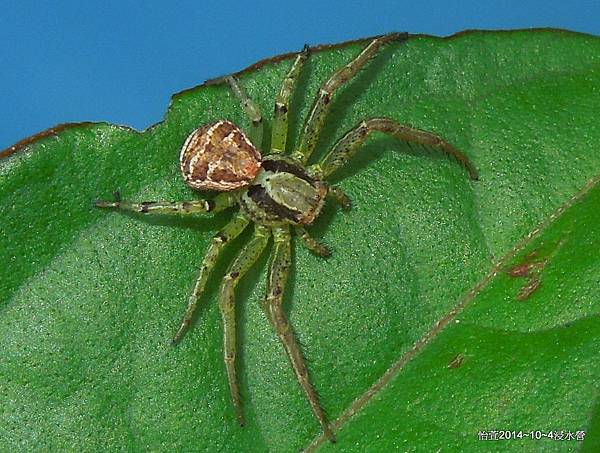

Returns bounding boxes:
[303,170,600,452]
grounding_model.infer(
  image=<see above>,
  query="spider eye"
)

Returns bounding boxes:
[179,120,262,191]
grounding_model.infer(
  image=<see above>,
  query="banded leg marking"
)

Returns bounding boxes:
[226,75,264,148]
[219,225,270,426]
[271,45,310,154]
[95,192,235,215]
[265,227,335,442]
[319,117,479,180]
[293,33,405,164]
[297,226,330,257]
[172,214,250,344]
[327,186,352,211]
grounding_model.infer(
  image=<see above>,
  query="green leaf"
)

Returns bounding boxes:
[313,174,600,452]
[1,30,599,452]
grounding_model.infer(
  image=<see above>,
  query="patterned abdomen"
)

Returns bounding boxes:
[180,120,262,191]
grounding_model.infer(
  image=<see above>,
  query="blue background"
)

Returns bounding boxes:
[1,0,599,151]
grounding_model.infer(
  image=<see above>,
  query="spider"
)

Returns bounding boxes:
[95,33,478,442]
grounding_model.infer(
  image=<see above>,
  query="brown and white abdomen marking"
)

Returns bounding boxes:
[180,120,262,191]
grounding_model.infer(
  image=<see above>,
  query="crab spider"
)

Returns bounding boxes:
[95,33,478,442]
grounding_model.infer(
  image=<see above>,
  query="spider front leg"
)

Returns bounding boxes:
[218,224,270,426]
[271,45,309,154]
[94,192,235,215]
[172,214,250,343]
[327,186,352,211]
[225,76,264,148]
[265,227,335,442]
[296,226,330,258]
[293,33,406,164]
[318,117,479,180]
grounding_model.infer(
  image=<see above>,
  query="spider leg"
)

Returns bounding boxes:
[94,192,235,215]
[271,45,310,154]
[293,33,405,165]
[265,227,335,442]
[219,224,270,426]
[225,76,264,148]
[172,214,250,344]
[296,226,330,257]
[318,117,479,180]
[327,186,352,211]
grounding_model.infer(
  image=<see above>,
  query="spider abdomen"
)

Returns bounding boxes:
[180,120,262,191]
[238,156,327,226]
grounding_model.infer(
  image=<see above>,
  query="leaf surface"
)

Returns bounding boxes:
[1,30,599,452]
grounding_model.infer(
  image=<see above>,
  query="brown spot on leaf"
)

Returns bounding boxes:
[447,354,465,369]
[506,241,567,301]
[507,263,532,277]
[517,277,541,300]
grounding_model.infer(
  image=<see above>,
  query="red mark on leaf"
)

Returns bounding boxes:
[447,354,466,369]
[507,249,548,300]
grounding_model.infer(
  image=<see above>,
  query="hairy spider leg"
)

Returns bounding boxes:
[226,76,264,148]
[172,214,250,343]
[271,45,310,154]
[316,117,479,180]
[293,33,405,165]
[265,227,335,442]
[94,192,235,214]
[296,226,330,257]
[326,186,352,211]
[293,186,351,259]
[219,224,270,426]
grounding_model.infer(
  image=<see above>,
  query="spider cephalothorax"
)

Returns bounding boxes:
[238,154,329,226]
[95,33,478,442]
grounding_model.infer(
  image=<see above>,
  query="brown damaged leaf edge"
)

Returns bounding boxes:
[0,122,97,159]
[0,121,140,159]
[0,32,406,160]
[0,27,589,160]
